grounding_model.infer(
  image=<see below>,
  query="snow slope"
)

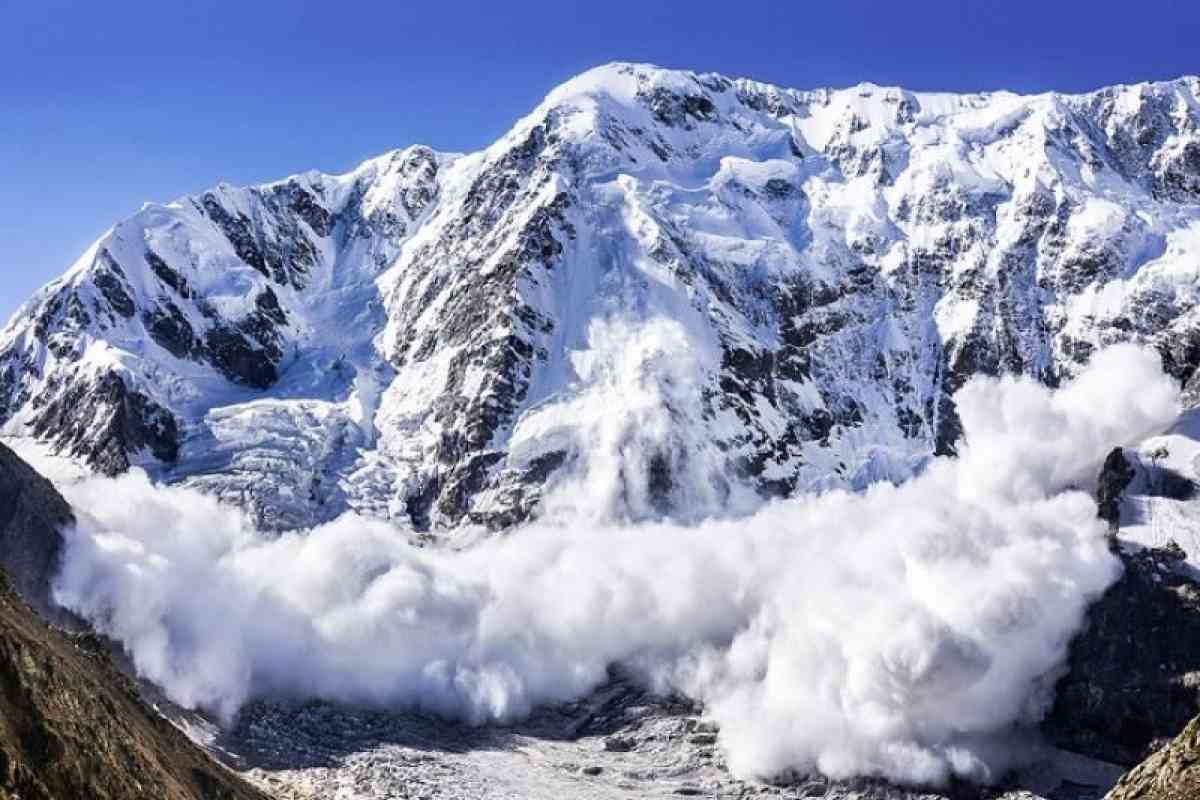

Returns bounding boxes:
[1115,407,1200,567]
[3,63,1200,529]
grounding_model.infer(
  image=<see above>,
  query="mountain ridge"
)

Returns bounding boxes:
[4,62,1200,530]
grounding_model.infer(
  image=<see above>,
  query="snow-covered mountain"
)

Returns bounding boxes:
[3,63,1200,530]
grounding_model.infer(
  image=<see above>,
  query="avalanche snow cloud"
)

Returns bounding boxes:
[52,335,1177,786]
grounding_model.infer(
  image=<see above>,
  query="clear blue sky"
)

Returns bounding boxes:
[3,0,1198,322]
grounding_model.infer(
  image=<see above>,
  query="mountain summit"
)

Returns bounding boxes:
[3,63,1200,530]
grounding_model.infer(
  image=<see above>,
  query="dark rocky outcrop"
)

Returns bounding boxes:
[0,443,72,620]
[28,371,179,475]
[92,250,136,320]
[146,248,193,298]
[1043,542,1200,766]
[1096,448,1136,531]
[0,444,269,800]
[203,326,279,390]
[0,571,270,800]
[146,301,200,360]
[383,130,573,527]
[1047,447,1200,797]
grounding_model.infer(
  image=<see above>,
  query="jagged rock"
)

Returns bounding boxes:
[203,325,279,389]
[1097,448,1136,531]
[27,372,179,476]
[0,570,269,800]
[603,736,634,753]
[1042,543,1200,766]
[0,443,71,620]
[1104,716,1200,800]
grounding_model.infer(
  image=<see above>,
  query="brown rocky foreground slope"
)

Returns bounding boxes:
[0,442,73,620]
[0,441,270,800]
[1105,716,1200,800]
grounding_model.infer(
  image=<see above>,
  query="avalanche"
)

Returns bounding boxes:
[51,342,1179,786]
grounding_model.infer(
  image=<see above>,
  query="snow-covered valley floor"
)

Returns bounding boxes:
[220,678,1122,800]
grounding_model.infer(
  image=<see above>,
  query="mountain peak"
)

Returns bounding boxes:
[544,62,699,102]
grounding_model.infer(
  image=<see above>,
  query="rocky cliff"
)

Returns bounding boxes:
[1104,716,1200,799]
[0,442,270,800]
[0,443,72,619]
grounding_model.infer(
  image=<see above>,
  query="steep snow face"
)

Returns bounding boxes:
[0,146,447,528]
[4,63,1200,529]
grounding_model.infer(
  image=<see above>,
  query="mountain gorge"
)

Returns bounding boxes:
[2,63,1200,531]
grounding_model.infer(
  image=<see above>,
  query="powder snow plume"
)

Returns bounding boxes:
[51,322,1179,786]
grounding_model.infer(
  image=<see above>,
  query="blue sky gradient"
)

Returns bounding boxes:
[3,0,1198,321]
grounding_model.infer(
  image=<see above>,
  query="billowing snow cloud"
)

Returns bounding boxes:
[51,324,1179,786]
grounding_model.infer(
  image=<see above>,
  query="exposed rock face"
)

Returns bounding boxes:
[1043,543,1200,766]
[4,65,1200,531]
[0,571,271,800]
[1104,716,1200,800]
[0,443,72,619]
[28,372,179,476]
[0,442,269,799]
